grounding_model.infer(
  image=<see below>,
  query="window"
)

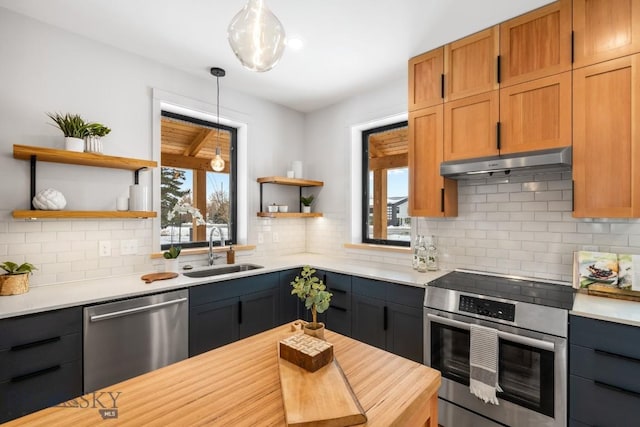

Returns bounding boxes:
[362,121,410,246]
[160,111,237,249]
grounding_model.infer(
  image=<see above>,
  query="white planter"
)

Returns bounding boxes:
[302,206,311,213]
[84,136,103,153]
[164,258,179,273]
[65,137,85,152]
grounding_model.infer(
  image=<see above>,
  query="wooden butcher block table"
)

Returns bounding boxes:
[6,323,441,426]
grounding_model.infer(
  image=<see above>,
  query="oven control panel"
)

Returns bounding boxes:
[459,295,515,322]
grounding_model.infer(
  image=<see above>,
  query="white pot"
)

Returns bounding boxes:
[84,136,103,154]
[65,137,85,152]
[302,206,311,213]
[164,258,179,273]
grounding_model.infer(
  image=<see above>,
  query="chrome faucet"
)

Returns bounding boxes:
[208,227,224,266]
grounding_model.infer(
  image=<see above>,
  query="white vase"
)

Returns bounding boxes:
[129,185,150,211]
[164,258,179,273]
[84,136,103,153]
[65,137,85,152]
[302,206,311,213]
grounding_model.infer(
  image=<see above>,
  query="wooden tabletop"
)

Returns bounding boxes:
[7,323,440,426]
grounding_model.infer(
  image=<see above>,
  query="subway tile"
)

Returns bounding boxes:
[498,202,523,212]
[548,201,573,212]
[510,192,534,202]
[521,201,548,211]
[509,231,535,241]
[534,232,563,243]
[487,193,510,203]
[593,234,628,246]
[0,233,26,244]
[522,181,548,192]
[8,221,42,233]
[522,241,548,252]
[57,251,86,262]
[477,184,498,194]
[8,243,42,256]
[549,222,576,233]
[577,223,611,234]
[510,212,535,221]
[534,212,563,222]
[41,262,72,274]
[56,271,86,283]
[522,222,547,232]
[42,222,72,232]
[25,232,58,243]
[535,191,563,201]
[486,212,510,221]
[562,233,593,244]
[548,180,573,190]
[72,221,101,231]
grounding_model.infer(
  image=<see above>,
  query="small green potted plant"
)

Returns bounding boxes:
[47,112,88,152]
[300,195,314,213]
[291,265,332,339]
[0,261,37,296]
[84,122,111,154]
[162,246,181,273]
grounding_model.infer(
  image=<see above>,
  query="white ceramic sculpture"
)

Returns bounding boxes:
[32,188,67,210]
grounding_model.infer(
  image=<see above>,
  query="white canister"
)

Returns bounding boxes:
[116,197,129,211]
[65,137,85,152]
[129,185,150,211]
[292,160,303,179]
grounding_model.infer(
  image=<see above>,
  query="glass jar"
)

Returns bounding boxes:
[412,235,422,270]
[426,235,438,271]
[417,236,428,273]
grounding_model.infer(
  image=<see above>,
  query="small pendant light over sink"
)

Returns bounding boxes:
[210,67,225,172]
[227,0,286,72]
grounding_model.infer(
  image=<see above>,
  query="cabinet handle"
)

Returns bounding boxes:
[440,74,445,99]
[10,336,60,352]
[329,288,346,294]
[595,348,640,365]
[238,300,242,324]
[594,380,640,399]
[383,306,388,331]
[330,306,347,312]
[496,55,501,84]
[440,188,445,213]
[571,31,575,63]
[323,273,327,286]
[496,122,501,151]
[11,365,61,383]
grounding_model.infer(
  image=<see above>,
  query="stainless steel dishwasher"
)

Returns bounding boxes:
[83,289,188,392]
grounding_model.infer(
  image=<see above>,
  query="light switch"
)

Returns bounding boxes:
[99,241,111,257]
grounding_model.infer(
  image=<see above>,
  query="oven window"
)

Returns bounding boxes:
[498,340,555,418]
[431,323,470,385]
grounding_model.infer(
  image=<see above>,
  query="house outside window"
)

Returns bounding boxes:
[160,111,237,249]
[362,121,410,246]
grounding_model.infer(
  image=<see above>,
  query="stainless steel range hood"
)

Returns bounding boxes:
[440,147,572,179]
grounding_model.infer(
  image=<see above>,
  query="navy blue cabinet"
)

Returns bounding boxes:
[0,307,82,423]
[189,272,279,356]
[316,270,352,336]
[279,268,301,324]
[569,315,640,427]
[351,277,424,363]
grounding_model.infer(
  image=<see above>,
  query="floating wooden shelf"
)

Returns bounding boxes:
[13,144,157,170]
[12,210,157,219]
[257,176,324,187]
[256,212,323,218]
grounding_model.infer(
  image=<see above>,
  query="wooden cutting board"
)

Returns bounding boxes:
[140,272,178,283]
[278,341,367,427]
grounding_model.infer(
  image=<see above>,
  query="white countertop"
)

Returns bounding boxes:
[571,291,640,328]
[0,253,448,319]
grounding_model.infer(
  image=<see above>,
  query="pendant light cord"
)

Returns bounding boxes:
[216,73,220,152]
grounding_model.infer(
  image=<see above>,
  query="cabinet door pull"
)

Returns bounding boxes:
[440,188,445,213]
[594,380,640,399]
[10,336,61,352]
[11,365,61,383]
[595,348,640,364]
[330,306,347,312]
[238,300,243,324]
[496,55,501,84]
[441,74,445,99]
[496,122,501,150]
[329,288,347,294]
[571,31,575,63]
[383,306,388,331]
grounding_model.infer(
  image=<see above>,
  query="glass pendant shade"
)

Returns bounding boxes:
[211,146,225,172]
[227,0,286,72]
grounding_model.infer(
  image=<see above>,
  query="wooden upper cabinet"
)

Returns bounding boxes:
[409,48,444,111]
[444,26,499,102]
[500,0,572,87]
[573,54,640,217]
[499,71,572,154]
[444,90,499,161]
[573,0,640,69]
[409,106,457,217]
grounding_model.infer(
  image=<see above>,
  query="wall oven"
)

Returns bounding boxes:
[424,270,574,427]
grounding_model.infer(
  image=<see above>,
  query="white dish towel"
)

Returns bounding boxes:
[469,323,503,405]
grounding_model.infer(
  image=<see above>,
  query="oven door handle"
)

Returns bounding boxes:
[426,313,555,352]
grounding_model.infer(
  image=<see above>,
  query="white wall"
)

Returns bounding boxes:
[0,9,306,285]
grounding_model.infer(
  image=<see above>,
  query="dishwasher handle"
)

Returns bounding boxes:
[90,297,188,322]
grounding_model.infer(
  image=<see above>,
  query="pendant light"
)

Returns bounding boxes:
[227,0,286,72]
[210,67,226,172]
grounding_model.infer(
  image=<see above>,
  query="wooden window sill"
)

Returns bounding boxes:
[150,244,256,259]
[343,243,411,254]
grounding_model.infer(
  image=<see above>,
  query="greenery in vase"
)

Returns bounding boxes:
[300,195,314,207]
[85,122,111,137]
[0,261,37,275]
[47,112,88,138]
[162,246,181,259]
[291,265,332,325]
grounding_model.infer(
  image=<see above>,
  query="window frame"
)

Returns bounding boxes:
[361,120,410,247]
[160,110,238,250]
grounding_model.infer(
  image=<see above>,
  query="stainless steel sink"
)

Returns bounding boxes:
[182,264,263,278]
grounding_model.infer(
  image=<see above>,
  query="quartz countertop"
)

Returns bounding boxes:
[0,253,448,319]
[571,291,640,328]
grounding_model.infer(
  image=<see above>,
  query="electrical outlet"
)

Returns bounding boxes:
[121,239,137,255]
[258,233,264,244]
[272,232,279,243]
[99,241,111,257]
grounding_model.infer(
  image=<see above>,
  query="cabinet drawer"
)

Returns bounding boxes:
[571,343,640,394]
[352,277,386,299]
[0,359,82,423]
[323,272,351,309]
[386,282,424,308]
[570,315,640,359]
[0,307,81,349]
[326,305,350,337]
[570,374,640,427]
[0,333,81,381]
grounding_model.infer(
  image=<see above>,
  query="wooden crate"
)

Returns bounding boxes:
[279,333,333,372]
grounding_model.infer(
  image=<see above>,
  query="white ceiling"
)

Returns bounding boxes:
[0,0,554,113]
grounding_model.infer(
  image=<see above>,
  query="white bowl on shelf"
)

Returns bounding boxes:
[267,205,278,213]
[278,205,288,213]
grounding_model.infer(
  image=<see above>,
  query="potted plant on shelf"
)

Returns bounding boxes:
[300,195,314,214]
[84,122,111,154]
[291,265,332,339]
[163,198,206,273]
[162,246,181,274]
[0,261,37,296]
[47,112,88,152]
